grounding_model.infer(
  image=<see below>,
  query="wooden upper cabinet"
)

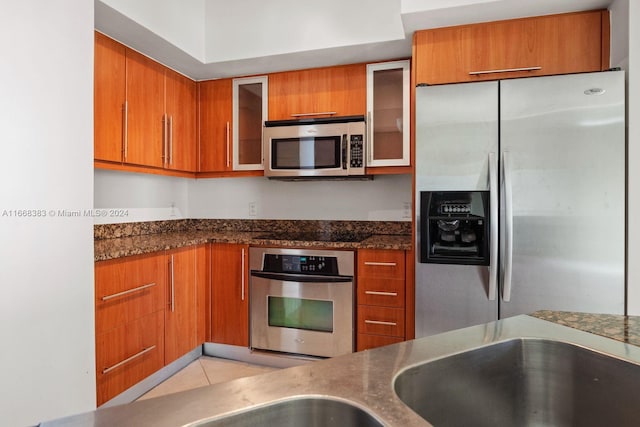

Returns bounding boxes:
[414,10,610,85]
[125,49,165,168]
[268,64,366,120]
[198,78,233,172]
[94,32,125,163]
[165,69,197,172]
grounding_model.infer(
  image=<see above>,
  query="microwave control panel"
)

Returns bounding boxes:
[349,135,364,168]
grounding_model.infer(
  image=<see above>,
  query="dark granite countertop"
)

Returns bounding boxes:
[531,310,640,347]
[94,219,412,261]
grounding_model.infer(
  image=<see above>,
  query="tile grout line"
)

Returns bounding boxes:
[199,358,214,385]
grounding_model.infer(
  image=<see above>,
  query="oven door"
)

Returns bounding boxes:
[250,272,354,358]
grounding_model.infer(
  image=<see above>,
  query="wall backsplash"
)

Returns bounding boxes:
[94,169,412,224]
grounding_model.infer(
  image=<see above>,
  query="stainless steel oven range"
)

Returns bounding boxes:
[249,247,354,358]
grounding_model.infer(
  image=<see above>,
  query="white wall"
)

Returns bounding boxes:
[0,1,95,426]
[624,0,640,314]
[94,170,189,224]
[93,172,412,222]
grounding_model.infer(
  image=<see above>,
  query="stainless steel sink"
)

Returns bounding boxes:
[193,397,383,427]
[394,338,640,427]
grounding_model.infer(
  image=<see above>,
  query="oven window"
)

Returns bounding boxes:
[271,136,341,169]
[268,296,333,332]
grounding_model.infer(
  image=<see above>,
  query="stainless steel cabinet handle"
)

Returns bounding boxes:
[365,320,397,326]
[123,101,129,160]
[365,291,398,297]
[367,111,373,164]
[488,152,498,301]
[364,261,397,267]
[170,254,175,312]
[291,111,337,117]
[162,114,168,166]
[241,248,246,301]
[226,121,230,168]
[102,346,156,374]
[469,66,541,76]
[101,282,156,301]
[502,151,514,302]
[169,115,174,166]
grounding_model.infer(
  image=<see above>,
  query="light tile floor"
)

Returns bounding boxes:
[137,356,279,401]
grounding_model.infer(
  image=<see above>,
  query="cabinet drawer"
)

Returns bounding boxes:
[357,305,405,337]
[95,253,166,334]
[357,277,404,308]
[96,310,164,406]
[357,333,404,352]
[358,249,405,279]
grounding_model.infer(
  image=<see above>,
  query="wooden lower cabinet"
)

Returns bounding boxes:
[96,310,164,406]
[356,249,407,351]
[164,247,197,365]
[95,245,210,405]
[211,243,249,346]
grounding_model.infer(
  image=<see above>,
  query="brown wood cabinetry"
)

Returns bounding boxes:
[94,32,126,163]
[198,79,233,172]
[211,243,249,346]
[413,10,610,85]
[165,69,197,172]
[164,247,197,365]
[356,249,407,351]
[94,32,197,175]
[95,252,166,405]
[268,64,366,120]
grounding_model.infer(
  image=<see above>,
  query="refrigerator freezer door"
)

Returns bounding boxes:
[415,81,499,338]
[499,71,625,317]
[415,82,499,191]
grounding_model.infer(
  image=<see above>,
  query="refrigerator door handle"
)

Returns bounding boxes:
[488,152,498,301]
[502,151,514,302]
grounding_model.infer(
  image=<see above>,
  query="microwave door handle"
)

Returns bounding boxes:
[342,134,348,169]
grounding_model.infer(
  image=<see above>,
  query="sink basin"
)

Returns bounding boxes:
[193,397,383,427]
[394,338,640,427]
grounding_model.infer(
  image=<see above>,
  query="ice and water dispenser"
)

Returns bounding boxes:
[420,191,490,265]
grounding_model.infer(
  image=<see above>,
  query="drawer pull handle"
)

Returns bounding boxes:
[365,320,397,326]
[365,291,398,297]
[469,66,541,75]
[291,111,336,117]
[102,346,156,374]
[364,261,397,267]
[101,283,156,301]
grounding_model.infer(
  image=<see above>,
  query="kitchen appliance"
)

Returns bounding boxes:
[250,247,354,357]
[263,116,366,178]
[415,71,626,338]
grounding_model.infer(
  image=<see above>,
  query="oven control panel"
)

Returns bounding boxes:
[262,254,340,275]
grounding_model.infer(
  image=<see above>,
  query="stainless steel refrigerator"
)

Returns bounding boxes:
[415,71,626,338]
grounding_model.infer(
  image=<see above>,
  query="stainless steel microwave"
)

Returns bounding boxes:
[263,116,366,178]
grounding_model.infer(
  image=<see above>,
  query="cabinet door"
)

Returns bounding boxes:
[211,243,249,346]
[232,76,267,171]
[94,32,125,162]
[366,60,410,167]
[164,247,197,364]
[165,69,197,172]
[199,79,233,172]
[268,64,366,120]
[125,48,165,168]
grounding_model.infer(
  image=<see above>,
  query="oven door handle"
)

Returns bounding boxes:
[250,271,353,283]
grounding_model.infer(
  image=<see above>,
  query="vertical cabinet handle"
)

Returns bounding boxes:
[123,101,128,160]
[170,254,175,312]
[162,114,168,166]
[241,248,245,301]
[169,115,174,166]
[226,121,230,168]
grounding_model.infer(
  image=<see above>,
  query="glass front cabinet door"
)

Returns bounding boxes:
[366,60,410,167]
[232,76,268,170]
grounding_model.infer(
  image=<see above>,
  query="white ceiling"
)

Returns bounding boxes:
[95,0,614,80]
